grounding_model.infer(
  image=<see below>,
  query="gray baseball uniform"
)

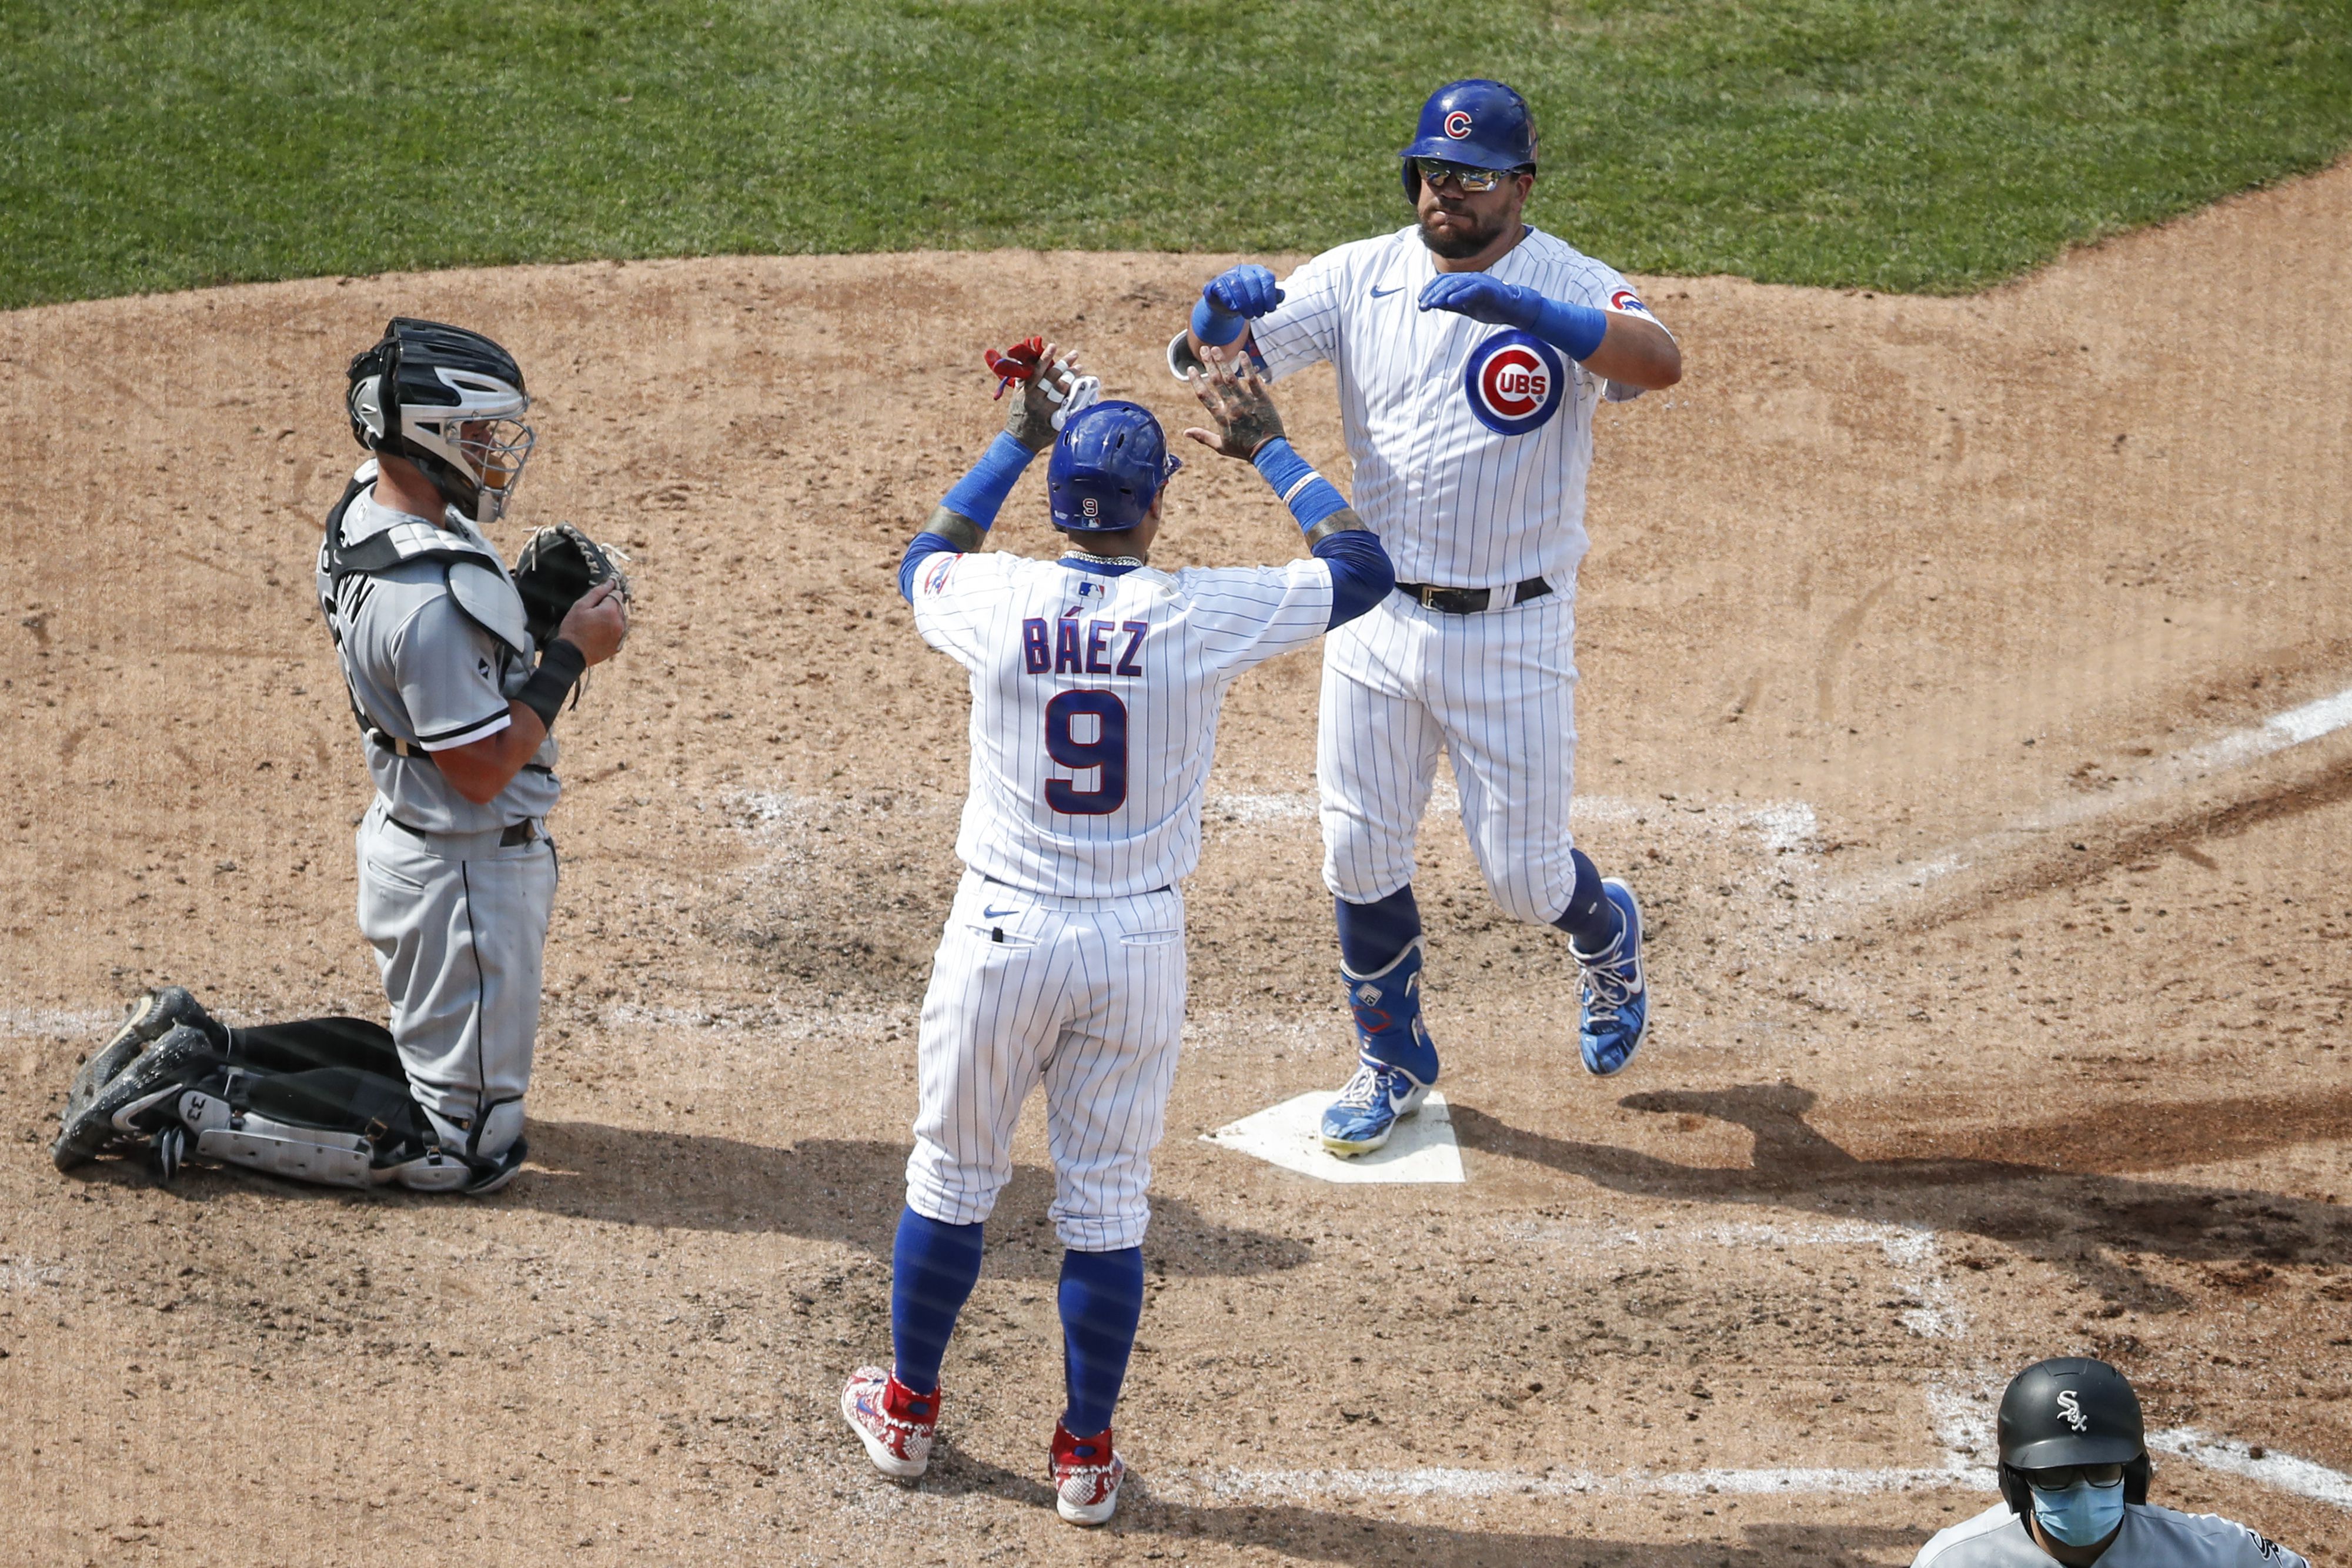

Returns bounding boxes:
[1914,1502,2308,1567]
[319,469,560,1161]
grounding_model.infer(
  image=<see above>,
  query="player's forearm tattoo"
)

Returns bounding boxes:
[925,506,988,551]
[1304,508,1369,544]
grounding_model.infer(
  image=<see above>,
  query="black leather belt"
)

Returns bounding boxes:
[1396,576,1552,614]
[388,815,539,847]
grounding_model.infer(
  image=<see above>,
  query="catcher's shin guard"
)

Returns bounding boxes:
[179,1091,376,1189]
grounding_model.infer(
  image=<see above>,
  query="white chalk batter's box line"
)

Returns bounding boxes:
[1160,1429,2352,1511]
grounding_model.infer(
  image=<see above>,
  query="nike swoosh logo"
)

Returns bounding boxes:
[1369,286,1403,298]
[983,905,1018,919]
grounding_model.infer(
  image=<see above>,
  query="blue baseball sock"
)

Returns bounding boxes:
[1336,885,1421,974]
[1058,1246,1145,1436]
[890,1207,984,1409]
[1552,848,1625,953]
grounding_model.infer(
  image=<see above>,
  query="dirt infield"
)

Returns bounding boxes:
[5,162,2350,1566]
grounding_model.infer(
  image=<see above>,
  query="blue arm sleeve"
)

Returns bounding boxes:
[897,533,963,603]
[939,430,1035,527]
[1525,293,1609,362]
[1311,529,1395,630]
[1250,437,1351,531]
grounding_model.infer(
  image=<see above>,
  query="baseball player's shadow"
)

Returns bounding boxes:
[513,1122,1311,1279]
[914,1447,1925,1564]
[1451,1083,2352,1308]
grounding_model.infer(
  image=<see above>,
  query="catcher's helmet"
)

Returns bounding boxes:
[1995,1358,2151,1516]
[1400,79,1539,199]
[1047,402,1182,534]
[347,318,534,523]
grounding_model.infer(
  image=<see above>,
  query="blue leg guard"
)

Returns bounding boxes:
[891,1208,984,1409]
[1342,937,1439,1084]
[1058,1247,1144,1437]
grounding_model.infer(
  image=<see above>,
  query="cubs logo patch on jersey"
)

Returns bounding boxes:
[1609,287,1657,320]
[1462,330,1567,436]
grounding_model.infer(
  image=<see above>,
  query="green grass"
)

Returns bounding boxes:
[4,1,2350,307]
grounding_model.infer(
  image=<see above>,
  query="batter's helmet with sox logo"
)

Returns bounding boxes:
[1995,1357,2153,1517]
[1399,78,1539,199]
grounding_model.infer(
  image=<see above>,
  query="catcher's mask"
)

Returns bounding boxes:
[1994,1357,2151,1517]
[1047,401,1182,534]
[347,318,535,524]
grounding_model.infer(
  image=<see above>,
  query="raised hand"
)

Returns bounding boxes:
[1417,272,1538,329]
[1002,340,1088,452]
[1181,356,1286,460]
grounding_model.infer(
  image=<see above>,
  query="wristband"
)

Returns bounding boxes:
[939,431,1036,530]
[1528,296,1609,362]
[517,638,586,730]
[1191,294,1247,349]
[1251,437,1350,533]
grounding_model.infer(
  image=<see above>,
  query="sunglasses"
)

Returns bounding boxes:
[2017,1463,2126,1490]
[1411,157,1520,193]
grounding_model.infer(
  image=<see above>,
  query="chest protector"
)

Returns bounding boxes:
[318,464,533,757]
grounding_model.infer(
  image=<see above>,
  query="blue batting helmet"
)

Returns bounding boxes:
[1047,402,1182,533]
[1399,79,1539,199]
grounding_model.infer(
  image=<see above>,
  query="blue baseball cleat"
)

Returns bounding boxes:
[1571,878,1648,1076]
[1321,939,1439,1156]
[1321,1059,1433,1157]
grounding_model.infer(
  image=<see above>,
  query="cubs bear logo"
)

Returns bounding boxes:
[1443,109,1473,139]
[1462,330,1567,436]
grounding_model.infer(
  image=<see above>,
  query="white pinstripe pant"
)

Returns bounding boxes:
[1319,590,1581,925]
[906,869,1187,1252]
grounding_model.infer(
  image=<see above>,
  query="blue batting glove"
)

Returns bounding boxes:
[1193,264,1285,346]
[1207,265,1284,319]
[1417,273,1539,330]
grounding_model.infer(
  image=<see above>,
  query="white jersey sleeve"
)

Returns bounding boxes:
[907,549,1020,669]
[1249,245,1356,382]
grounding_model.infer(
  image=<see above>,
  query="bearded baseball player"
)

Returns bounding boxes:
[1915,1358,2308,1567]
[839,345,1394,1524]
[1173,78,1683,1156]
[52,318,628,1195]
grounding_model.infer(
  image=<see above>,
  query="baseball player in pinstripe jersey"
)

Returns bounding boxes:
[1173,78,1684,1156]
[840,346,1393,1524]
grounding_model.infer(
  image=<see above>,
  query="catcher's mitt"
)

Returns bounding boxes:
[512,524,630,647]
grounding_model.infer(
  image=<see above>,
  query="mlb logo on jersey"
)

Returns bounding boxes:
[1609,287,1656,320]
[1462,330,1568,436]
[1443,109,1473,139]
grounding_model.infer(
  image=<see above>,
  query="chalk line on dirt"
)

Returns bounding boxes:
[1844,678,2352,906]
[2149,1429,2352,1512]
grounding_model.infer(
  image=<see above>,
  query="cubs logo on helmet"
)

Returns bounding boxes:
[1462,330,1567,436]
[1443,110,1472,139]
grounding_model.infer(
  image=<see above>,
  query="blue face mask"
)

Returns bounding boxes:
[2030,1478,2126,1546]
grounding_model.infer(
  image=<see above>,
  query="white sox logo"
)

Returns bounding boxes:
[1462,330,1567,436]
[2056,1390,2087,1432]
[1443,109,1472,139]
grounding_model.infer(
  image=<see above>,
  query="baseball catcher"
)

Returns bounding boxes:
[52,317,629,1195]
[1913,1357,2308,1566]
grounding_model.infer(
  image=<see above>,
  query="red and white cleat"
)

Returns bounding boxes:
[1050,1422,1126,1526]
[840,1366,938,1479]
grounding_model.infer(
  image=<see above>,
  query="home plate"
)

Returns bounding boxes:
[1201,1091,1465,1183]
